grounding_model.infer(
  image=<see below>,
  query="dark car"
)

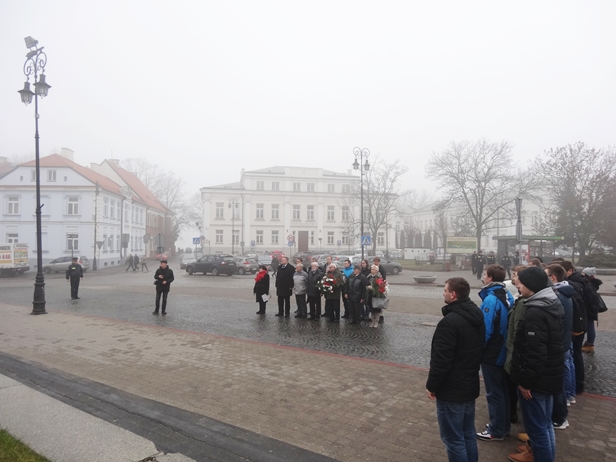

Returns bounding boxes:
[234,257,259,275]
[351,256,402,275]
[186,254,236,276]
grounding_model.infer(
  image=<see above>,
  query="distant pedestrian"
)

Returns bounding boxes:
[427,277,485,462]
[126,254,134,271]
[501,253,512,279]
[271,255,279,276]
[141,255,149,272]
[254,265,270,314]
[133,255,140,272]
[153,260,174,315]
[475,251,486,281]
[66,257,84,300]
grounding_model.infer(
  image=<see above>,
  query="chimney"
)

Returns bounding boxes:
[107,159,121,166]
[60,148,74,161]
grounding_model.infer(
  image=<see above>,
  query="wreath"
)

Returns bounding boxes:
[316,273,345,295]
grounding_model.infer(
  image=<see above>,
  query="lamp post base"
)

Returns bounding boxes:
[31,272,47,315]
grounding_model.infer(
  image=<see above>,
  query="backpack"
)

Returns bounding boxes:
[570,290,587,334]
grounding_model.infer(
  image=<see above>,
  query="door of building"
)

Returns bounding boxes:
[297,231,309,253]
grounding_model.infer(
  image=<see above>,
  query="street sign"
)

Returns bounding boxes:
[287,234,295,243]
[361,235,372,246]
[287,241,294,247]
[96,241,104,249]
[143,234,150,243]
[250,240,256,247]
[192,237,201,245]
[155,233,165,248]
[337,240,342,246]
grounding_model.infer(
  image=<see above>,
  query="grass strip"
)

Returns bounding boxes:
[0,429,50,462]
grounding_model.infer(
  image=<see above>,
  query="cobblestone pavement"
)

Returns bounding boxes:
[2,270,616,398]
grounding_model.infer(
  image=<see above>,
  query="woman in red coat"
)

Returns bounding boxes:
[253,265,270,314]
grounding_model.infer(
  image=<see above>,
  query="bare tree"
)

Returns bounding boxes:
[432,200,449,261]
[533,142,616,259]
[426,139,529,250]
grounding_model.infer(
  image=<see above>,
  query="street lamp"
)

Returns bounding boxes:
[353,147,370,260]
[228,198,240,254]
[18,36,51,315]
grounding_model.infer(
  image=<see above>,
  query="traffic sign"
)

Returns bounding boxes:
[361,235,372,246]
[193,237,201,245]
[287,241,294,247]
[250,240,256,247]
[337,240,341,246]
[287,234,295,243]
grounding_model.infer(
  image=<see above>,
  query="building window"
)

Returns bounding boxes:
[7,196,19,215]
[30,170,36,182]
[110,200,115,219]
[378,232,385,246]
[342,206,350,221]
[310,231,314,245]
[256,230,263,245]
[256,204,264,220]
[271,204,279,220]
[7,233,19,243]
[215,202,224,219]
[67,233,79,251]
[231,203,240,220]
[327,205,335,221]
[67,197,79,215]
[293,182,300,191]
[293,205,300,220]
[232,230,239,245]
[215,230,223,244]
[117,235,120,251]
[327,184,335,193]
[103,198,109,218]
[256,181,264,190]
[327,231,334,245]
[307,205,314,221]
[307,183,315,192]
[116,202,121,220]
[47,170,57,182]
[109,234,114,251]
[272,182,280,191]
[271,230,279,244]
[103,234,108,251]
[343,184,351,194]
[342,233,349,245]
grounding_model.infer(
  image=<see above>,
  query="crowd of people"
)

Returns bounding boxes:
[253,255,389,328]
[426,259,606,462]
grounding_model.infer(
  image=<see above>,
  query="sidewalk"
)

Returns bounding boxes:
[1,301,615,461]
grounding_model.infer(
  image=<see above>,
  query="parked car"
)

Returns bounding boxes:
[235,257,259,275]
[186,254,236,276]
[155,252,168,261]
[292,252,313,267]
[257,255,273,271]
[43,255,90,274]
[180,253,202,270]
[351,256,402,275]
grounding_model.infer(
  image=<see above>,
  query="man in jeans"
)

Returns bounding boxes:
[427,277,485,462]
[476,265,515,441]
[510,266,564,462]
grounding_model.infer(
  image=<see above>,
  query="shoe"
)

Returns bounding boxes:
[275,313,283,316]
[477,430,504,441]
[294,314,302,318]
[568,397,576,404]
[152,311,159,315]
[378,316,384,324]
[517,433,529,443]
[553,419,569,430]
[508,448,534,462]
[284,314,290,317]
[567,401,570,407]
[582,344,595,353]
[256,311,265,314]
[516,444,529,453]
[294,310,299,314]
[162,312,166,316]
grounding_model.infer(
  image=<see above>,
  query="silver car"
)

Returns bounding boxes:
[43,255,90,274]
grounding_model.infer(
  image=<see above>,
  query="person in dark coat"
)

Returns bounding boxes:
[500,253,512,279]
[471,251,478,275]
[133,254,140,272]
[275,256,294,317]
[270,255,279,276]
[360,259,371,320]
[344,265,367,324]
[510,266,564,462]
[66,257,84,300]
[373,257,387,324]
[426,277,485,462]
[126,254,134,271]
[306,262,324,319]
[475,251,486,280]
[253,265,270,314]
[153,260,175,315]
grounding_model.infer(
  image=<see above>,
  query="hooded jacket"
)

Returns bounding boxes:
[479,282,515,366]
[567,271,598,321]
[426,297,485,402]
[553,281,574,352]
[510,287,564,393]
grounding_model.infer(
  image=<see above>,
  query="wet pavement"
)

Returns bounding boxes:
[2,269,616,397]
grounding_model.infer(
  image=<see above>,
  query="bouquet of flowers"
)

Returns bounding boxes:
[370,277,389,299]
[316,273,345,295]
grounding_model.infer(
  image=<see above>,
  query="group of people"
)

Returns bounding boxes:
[427,260,605,462]
[126,254,149,272]
[254,255,388,328]
[471,250,520,281]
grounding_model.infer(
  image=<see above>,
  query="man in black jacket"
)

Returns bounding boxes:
[344,265,367,325]
[66,257,84,300]
[510,266,564,462]
[275,256,295,317]
[153,260,174,315]
[427,277,485,462]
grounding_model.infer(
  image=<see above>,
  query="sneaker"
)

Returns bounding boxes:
[568,397,576,404]
[553,419,569,430]
[582,343,595,353]
[566,400,570,407]
[517,433,529,443]
[477,430,504,441]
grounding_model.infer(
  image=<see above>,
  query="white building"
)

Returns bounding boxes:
[200,166,398,255]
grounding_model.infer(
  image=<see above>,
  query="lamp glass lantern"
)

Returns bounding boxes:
[34,74,51,97]
[18,82,35,105]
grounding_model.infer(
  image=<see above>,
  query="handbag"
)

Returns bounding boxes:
[372,297,389,309]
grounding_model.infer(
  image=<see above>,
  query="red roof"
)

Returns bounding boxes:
[104,161,170,214]
[0,162,16,179]
[21,154,124,195]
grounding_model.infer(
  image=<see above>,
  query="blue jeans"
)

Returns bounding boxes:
[518,389,555,462]
[481,363,510,438]
[563,347,576,400]
[436,399,478,462]
[586,317,596,345]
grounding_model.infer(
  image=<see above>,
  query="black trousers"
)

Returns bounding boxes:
[504,267,511,280]
[257,300,267,313]
[350,300,363,322]
[70,277,80,299]
[476,265,484,279]
[277,296,291,315]
[325,299,340,320]
[342,296,349,316]
[572,334,585,393]
[308,296,321,317]
[155,289,169,313]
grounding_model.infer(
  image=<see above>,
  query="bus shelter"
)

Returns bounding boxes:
[492,235,564,262]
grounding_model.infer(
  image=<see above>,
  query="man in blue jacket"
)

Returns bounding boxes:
[476,264,515,441]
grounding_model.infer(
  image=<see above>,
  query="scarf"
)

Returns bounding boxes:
[255,270,267,283]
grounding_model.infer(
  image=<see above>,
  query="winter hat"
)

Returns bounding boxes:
[582,267,597,277]
[518,266,549,294]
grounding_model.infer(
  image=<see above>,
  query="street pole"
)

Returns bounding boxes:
[228,198,239,255]
[18,37,51,315]
[353,147,370,261]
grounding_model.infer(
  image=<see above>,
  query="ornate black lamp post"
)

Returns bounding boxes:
[18,37,51,315]
[228,198,240,254]
[353,147,370,261]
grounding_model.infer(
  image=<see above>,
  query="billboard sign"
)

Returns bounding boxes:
[445,237,477,254]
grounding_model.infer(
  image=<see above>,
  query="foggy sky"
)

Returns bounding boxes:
[1,1,615,248]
